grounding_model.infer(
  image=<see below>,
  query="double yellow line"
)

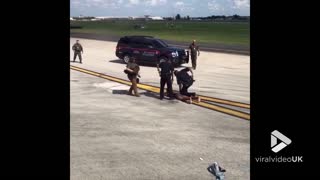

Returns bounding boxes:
[71,65,250,120]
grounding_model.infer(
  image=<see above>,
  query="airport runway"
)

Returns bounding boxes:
[70,37,250,179]
[70,38,250,104]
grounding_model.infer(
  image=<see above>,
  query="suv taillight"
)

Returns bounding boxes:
[117,46,125,50]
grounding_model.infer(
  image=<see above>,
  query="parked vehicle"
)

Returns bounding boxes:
[116,36,189,66]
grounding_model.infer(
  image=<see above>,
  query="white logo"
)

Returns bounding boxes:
[271,130,291,153]
[171,51,179,57]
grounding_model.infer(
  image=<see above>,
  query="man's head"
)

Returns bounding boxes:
[76,40,79,43]
[192,40,196,44]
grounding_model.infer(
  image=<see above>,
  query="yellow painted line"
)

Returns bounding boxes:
[71,65,250,120]
[71,65,131,85]
[199,96,250,109]
[192,101,250,120]
[71,65,160,92]
[137,84,160,93]
[71,65,249,108]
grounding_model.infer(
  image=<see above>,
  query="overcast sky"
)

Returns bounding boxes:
[70,0,250,17]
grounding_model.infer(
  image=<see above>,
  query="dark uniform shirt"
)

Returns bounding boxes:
[72,43,83,52]
[189,43,199,56]
[176,68,193,85]
[159,61,174,77]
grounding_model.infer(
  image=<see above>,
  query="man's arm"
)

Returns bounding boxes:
[171,72,174,82]
[133,65,140,75]
[188,67,194,79]
[125,63,133,72]
[178,83,182,91]
[171,65,174,82]
[156,63,161,76]
[125,67,134,72]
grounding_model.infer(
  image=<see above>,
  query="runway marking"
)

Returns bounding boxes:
[192,101,250,120]
[200,96,250,109]
[71,65,250,120]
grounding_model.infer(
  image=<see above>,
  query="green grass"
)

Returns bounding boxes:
[70,20,250,47]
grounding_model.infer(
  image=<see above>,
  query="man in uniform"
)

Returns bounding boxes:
[124,57,140,97]
[174,67,196,97]
[189,40,200,70]
[157,59,174,100]
[72,40,83,63]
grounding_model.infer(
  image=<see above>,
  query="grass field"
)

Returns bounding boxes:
[70,20,250,47]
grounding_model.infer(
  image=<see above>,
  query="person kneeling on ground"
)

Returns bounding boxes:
[174,67,196,97]
[124,57,140,97]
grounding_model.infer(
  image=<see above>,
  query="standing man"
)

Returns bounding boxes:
[189,40,200,70]
[157,59,174,100]
[124,57,140,97]
[72,40,83,63]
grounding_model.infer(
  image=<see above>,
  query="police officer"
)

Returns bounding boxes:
[124,57,140,97]
[72,40,83,63]
[174,67,195,97]
[157,59,174,100]
[189,40,200,70]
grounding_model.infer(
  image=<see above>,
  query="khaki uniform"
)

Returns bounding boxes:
[189,43,199,70]
[72,43,83,63]
[126,62,140,96]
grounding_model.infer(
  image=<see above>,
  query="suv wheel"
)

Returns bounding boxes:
[123,54,130,64]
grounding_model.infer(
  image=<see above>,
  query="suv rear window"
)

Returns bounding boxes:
[152,39,169,48]
[119,37,129,44]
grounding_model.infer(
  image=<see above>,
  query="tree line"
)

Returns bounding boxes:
[164,14,249,21]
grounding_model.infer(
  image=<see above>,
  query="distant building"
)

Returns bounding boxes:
[95,16,129,20]
[70,15,164,21]
[150,16,164,20]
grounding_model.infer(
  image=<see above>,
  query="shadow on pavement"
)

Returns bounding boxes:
[70,60,82,63]
[140,91,159,100]
[141,91,179,103]
[109,59,125,64]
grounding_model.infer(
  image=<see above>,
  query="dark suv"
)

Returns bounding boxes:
[115,36,189,66]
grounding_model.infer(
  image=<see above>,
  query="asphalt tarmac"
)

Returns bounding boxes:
[70,37,250,179]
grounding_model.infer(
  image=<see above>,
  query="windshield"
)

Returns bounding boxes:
[153,39,169,48]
